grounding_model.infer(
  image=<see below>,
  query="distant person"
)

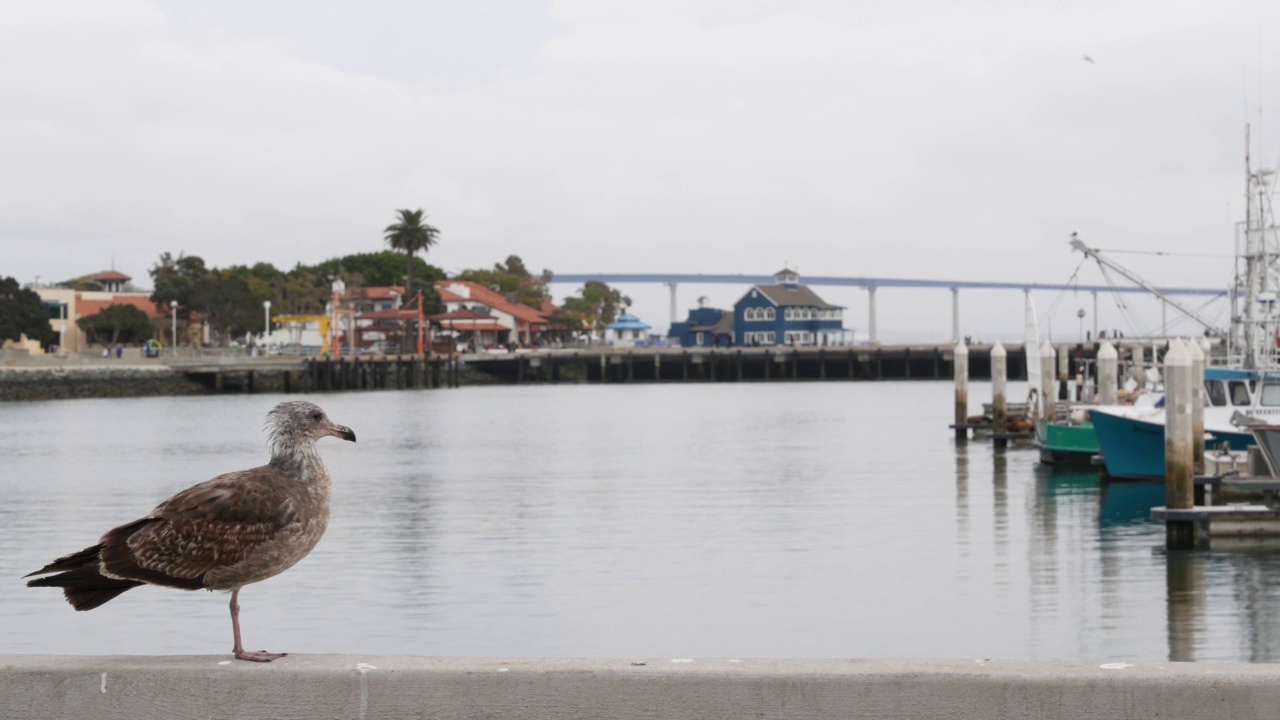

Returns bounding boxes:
[102,347,109,358]
[115,344,123,358]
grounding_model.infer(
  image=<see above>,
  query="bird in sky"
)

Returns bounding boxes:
[26,401,357,662]
[1083,55,1095,64]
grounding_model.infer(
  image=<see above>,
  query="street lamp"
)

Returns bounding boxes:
[263,300,272,352]
[170,300,178,354]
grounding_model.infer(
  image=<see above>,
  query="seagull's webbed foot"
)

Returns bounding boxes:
[228,589,286,662]
[234,649,288,663]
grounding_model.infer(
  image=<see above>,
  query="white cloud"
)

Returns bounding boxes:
[1,0,1276,339]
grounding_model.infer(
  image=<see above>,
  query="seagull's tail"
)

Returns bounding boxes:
[25,545,144,611]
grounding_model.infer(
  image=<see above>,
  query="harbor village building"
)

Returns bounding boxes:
[734,268,853,347]
[31,270,182,354]
[668,269,854,348]
[434,280,551,347]
[604,312,652,348]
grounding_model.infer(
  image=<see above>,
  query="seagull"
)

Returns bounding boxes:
[26,400,356,662]
[1083,55,1095,64]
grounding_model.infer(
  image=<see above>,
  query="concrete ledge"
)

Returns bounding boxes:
[3,655,1280,719]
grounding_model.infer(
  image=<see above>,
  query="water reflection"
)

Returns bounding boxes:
[955,441,970,542]
[11,385,1280,661]
[1165,550,1202,662]
[992,450,1008,556]
[1099,481,1166,529]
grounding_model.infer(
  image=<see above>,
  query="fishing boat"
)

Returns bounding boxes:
[1034,418,1098,466]
[1089,367,1261,480]
[1082,129,1280,479]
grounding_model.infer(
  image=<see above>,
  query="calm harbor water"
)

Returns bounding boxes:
[3,381,1280,662]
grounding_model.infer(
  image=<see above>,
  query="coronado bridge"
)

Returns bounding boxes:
[546,273,1229,344]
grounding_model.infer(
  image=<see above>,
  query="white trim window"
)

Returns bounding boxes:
[765,307,776,320]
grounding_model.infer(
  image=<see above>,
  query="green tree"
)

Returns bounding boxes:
[383,209,440,298]
[308,250,444,289]
[559,280,630,336]
[76,304,154,346]
[150,255,275,346]
[189,267,272,346]
[456,255,551,310]
[56,275,105,292]
[149,252,211,318]
[0,276,56,348]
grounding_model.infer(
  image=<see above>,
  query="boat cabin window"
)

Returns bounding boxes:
[1205,380,1227,407]
[1230,380,1252,406]
[1261,382,1280,407]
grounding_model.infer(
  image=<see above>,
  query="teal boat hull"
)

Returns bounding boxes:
[1090,409,1254,480]
[1035,420,1099,467]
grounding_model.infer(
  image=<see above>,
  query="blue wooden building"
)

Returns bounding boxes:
[668,307,734,347]
[734,268,851,347]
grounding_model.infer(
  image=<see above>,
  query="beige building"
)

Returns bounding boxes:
[32,271,169,354]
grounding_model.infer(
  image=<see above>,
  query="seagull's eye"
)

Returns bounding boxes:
[310,411,323,421]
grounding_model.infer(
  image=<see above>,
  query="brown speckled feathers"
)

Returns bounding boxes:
[26,401,356,614]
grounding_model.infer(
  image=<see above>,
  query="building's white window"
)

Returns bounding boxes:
[765,307,776,320]
[784,308,793,321]
[745,308,754,321]
[696,333,704,346]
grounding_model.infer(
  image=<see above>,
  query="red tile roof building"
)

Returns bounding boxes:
[435,281,551,345]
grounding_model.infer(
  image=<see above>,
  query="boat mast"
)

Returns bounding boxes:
[1237,124,1280,369]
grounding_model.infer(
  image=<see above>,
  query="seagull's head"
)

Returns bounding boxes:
[267,401,356,455]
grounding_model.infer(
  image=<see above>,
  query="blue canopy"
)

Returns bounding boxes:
[607,312,651,331]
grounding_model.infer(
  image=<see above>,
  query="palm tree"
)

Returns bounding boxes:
[383,209,440,298]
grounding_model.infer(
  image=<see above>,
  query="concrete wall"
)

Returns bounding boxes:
[3,655,1280,720]
[0,366,205,402]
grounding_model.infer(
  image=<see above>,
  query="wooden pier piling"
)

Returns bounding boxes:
[991,342,1008,449]
[1164,339,1199,549]
[954,341,969,441]
[1097,341,1117,406]
[1039,342,1056,422]
[1186,339,1205,475]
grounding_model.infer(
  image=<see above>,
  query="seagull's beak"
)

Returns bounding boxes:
[326,424,357,443]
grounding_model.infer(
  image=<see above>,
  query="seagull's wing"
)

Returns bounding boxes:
[98,467,299,588]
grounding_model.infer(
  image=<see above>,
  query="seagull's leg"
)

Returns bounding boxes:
[229,588,287,662]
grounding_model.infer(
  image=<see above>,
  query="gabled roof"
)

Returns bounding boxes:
[92,270,132,282]
[344,286,404,302]
[427,308,506,332]
[753,284,843,309]
[76,295,166,320]
[427,308,494,322]
[358,308,418,321]
[709,311,735,335]
[436,281,550,326]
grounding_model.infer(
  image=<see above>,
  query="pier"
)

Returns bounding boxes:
[286,344,1057,390]
[0,343,1088,401]
[3,655,1278,720]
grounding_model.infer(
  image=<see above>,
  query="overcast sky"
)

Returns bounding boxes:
[4,0,1280,341]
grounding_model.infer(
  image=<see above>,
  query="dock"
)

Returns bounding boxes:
[160,343,1063,394]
